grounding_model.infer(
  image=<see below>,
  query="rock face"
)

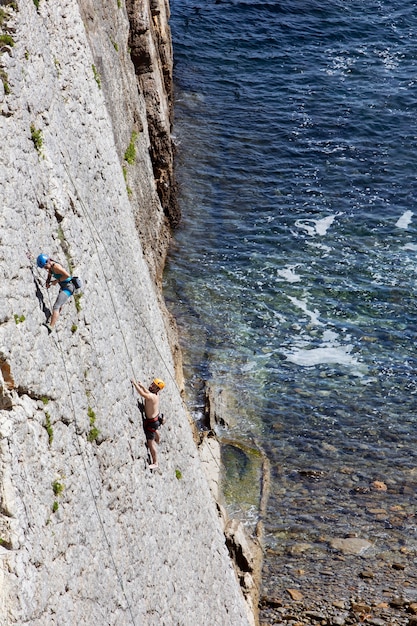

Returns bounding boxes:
[126,0,179,232]
[0,1,249,625]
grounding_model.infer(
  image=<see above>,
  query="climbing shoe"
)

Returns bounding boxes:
[43,322,53,334]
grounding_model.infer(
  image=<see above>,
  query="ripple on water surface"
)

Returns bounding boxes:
[167,0,417,609]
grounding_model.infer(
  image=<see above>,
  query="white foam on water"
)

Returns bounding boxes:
[277,265,302,283]
[294,221,315,236]
[284,330,363,373]
[322,329,339,343]
[284,344,357,367]
[403,243,417,251]
[179,90,206,109]
[372,272,398,287]
[295,212,342,237]
[288,295,323,326]
[315,214,338,236]
[324,51,355,77]
[306,241,332,254]
[378,48,399,71]
[395,210,413,229]
[283,326,365,374]
[273,310,287,324]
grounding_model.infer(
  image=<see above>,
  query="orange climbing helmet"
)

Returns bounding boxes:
[153,378,165,390]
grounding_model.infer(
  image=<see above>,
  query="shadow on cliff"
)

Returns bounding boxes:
[29,265,51,321]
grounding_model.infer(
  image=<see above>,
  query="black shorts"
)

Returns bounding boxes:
[143,416,163,441]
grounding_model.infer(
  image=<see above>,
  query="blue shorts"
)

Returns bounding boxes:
[53,281,75,311]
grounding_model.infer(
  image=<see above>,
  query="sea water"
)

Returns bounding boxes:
[165,0,417,605]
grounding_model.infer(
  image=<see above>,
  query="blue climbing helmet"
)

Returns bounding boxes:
[36,253,49,268]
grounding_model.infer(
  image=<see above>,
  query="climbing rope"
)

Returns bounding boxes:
[26,156,224,481]
[54,329,138,626]
[22,155,224,626]
[25,250,138,626]
[60,157,223,473]
[61,158,178,387]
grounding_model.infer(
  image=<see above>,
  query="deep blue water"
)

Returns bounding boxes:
[165,0,417,602]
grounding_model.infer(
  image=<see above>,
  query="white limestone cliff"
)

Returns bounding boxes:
[0,0,250,624]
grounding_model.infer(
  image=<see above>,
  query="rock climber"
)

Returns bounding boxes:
[36,253,75,333]
[131,378,166,469]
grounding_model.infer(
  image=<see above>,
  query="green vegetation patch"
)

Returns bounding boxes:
[122,165,132,195]
[44,412,53,445]
[124,131,138,165]
[74,292,82,313]
[52,480,64,497]
[0,33,14,48]
[0,9,8,28]
[87,406,100,443]
[92,64,101,89]
[0,68,10,95]
[30,123,43,155]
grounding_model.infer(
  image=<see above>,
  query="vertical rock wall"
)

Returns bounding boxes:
[125,0,179,228]
[0,1,250,624]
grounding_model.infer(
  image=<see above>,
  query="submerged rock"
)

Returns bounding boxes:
[330,537,373,555]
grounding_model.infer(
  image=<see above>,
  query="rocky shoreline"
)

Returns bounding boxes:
[259,546,417,626]
[257,473,417,626]
[193,383,272,626]
[192,381,417,626]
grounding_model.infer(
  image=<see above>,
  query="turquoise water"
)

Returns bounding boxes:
[165,0,417,604]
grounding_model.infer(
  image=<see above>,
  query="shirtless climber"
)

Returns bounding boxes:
[131,378,166,469]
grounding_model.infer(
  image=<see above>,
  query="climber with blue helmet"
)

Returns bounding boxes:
[131,378,166,469]
[37,254,75,333]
